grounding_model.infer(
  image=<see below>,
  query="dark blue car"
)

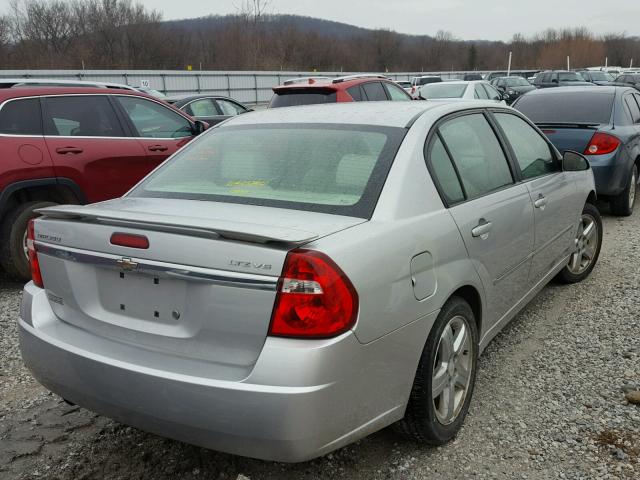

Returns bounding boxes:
[514,86,640,216]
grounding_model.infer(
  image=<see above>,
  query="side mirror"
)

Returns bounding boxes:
[562,150,590,171]
[192,120,208,135]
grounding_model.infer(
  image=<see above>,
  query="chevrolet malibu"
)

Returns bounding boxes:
[20,101,602,462]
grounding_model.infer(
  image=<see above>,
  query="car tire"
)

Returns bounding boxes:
[555,202,602,284]
[609,165,637,216]
[396,296,478,445]
[0,201,57,281]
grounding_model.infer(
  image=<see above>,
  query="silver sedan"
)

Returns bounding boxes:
[20,101,602,462]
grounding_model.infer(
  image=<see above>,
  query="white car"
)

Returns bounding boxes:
[418,80,506,104]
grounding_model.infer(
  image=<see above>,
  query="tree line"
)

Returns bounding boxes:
[1,0,639,72]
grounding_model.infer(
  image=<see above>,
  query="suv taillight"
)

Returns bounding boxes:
[27,218,44,288]
[269,249,358,338]
[584,132,620,155]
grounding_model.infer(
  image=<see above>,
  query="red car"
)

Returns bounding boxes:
[0,87,206,279]
[269,74,412,107]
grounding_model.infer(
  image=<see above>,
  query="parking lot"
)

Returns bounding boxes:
[1,203,638,479]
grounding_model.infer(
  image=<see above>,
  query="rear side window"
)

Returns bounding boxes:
[117,96,193,138]
[269,89,337,108]
[362,82,388,101]
[427,136,465,204]
[515,92,614,124]
[131,124,406,218]
[347,86,363,101]
[216,99,247,115]
[438,114,513,199]
[494,113,558,179]
[43,96,124,137]
[624,95,640,123]
[0,98,42,135]
[474,85,489,99]
[483,84,502,101]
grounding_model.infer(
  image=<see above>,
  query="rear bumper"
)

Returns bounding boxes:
[19,282,433,462]
[587,150,630,196]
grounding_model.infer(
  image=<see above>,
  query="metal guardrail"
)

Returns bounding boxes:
[0,69,536,104]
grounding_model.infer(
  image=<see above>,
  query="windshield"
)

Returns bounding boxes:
[515,92,614,124]
[558,72,585,82]
[505,77,531,87]
[131,124,406,218]
[419,83,467,99]
[269,89,337,108]
[588,72,614,81]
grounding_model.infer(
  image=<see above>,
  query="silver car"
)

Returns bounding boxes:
[20,101,602,462]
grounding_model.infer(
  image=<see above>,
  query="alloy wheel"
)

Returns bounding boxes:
[567,213,599,275]
[432,315,473,425]
[22,227,29,261]
[629,169,637,210]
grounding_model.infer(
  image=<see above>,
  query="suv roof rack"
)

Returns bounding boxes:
[332,74,389,84]
[282,76,331,86]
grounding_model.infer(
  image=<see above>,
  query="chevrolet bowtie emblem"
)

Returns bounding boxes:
[116,257,138,271]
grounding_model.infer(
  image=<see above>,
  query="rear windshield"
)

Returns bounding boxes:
[420,83,467,98]
[131,123,406,218]
[418,77,442,85]
[587,71,614,81]
[269,89,337,108]
[504,77,531,86]
[515,92,614,124]
[558,72,585,82]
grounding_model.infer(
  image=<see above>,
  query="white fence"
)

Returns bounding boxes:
[0,69,536,104]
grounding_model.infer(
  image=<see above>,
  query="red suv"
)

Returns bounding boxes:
[269,74,412,107]
[0,87,206,279]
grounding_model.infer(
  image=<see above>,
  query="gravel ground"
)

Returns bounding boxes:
[1,205,639,480]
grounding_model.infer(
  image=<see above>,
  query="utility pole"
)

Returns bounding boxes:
[567,56,570,70]
[507,51,512,76]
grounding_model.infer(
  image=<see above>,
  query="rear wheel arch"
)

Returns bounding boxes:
[449,285,482,341]
[0,178,85,219]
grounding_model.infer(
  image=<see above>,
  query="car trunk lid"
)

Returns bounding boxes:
[537,122,602,154]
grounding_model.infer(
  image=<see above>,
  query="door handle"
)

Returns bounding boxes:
[534,195,548,209]
[471,219,493,238]
[55,147,83,154]
[148,145,168,152]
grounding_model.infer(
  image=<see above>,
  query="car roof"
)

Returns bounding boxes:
[273,75,394,91]
[0,86,151,102]
[167,94,240,104]
[519,86,628,96]
[222,100,506,128]
[0,78,135,89]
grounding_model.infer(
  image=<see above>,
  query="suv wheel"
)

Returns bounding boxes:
[0,201,57,280]
[396,296,478,444]
[610,165,637,216]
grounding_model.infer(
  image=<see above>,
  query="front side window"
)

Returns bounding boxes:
[384,82,411,101]
[494,113,558,179]
[185,98,218,117]
[130,124,406,218]
[362,82,388,101]
[117,96,192,138]
[438,114,513,199]
[43,96,124,137]
[0,98,42,135]
[216,99,247,116]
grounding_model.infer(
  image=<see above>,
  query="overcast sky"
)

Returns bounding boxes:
[136,0,639,41]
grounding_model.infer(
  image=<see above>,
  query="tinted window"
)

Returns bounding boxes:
[216,99,247,116]
[495,113,558,179]
[419,77,442,85]
[420,83,467,99]
[185,98,218,117]
[44,96,124,137]
[439,114,512,199]
[131,124,405,219]
[347,86,363,101]
[558,72,584,82]
[515,92,614,124]
[427,136,464,204]
[384,82,411,101]
[118,96,192,138]
[624,95,640,123]
[270,90,337,108]
[475,85,489,99]
[362,82,388,101]
[0,98,42,135]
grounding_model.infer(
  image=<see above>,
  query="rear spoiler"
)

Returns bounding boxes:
[36,205,319,244]
[535,122,600,129]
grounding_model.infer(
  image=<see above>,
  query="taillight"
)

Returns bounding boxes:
[27,219,44,288]
[584,132,620,155]
[110,232,149,249]
[269,249,358,338]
